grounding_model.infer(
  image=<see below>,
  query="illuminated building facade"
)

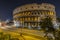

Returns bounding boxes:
[13,3,56,29]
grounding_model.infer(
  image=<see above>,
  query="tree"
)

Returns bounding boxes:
[57,17,60,22]
[40,16,55,32]
[40,16,56,40]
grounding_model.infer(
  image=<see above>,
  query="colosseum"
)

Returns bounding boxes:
[13,3,56,29]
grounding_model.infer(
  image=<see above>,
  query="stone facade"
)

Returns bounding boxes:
[13,3,56,29]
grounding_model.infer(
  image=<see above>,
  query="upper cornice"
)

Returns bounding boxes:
[13,3,55,14]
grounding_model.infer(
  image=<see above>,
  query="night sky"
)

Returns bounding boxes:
[0,0,60,20]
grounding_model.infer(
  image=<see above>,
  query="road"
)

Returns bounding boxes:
[0,26,47,40]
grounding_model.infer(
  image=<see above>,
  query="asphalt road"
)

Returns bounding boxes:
[0,26,46,40]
